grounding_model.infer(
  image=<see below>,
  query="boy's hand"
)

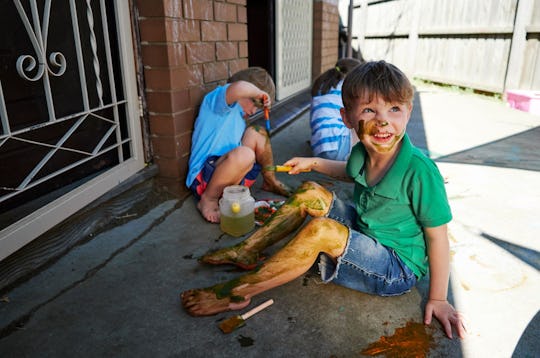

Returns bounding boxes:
[282,157,318,174]
[424,299,467,339]
[252,92,271,109]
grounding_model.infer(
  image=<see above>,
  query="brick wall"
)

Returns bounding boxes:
[312,0,339,80]
[136,0,248,194]
[135,0,337,195]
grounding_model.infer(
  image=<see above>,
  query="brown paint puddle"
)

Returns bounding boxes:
[361,321,434,357]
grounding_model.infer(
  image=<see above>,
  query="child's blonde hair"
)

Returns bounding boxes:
[342,60,414,110]
[311,57,364,97]
[228,67,276,104]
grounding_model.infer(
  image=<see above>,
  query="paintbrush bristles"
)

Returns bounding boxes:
[218,299,274,334]
[218,315,244,333]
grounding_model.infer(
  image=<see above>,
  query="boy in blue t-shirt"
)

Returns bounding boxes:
[182,61,466,339]
[186,67,291,223]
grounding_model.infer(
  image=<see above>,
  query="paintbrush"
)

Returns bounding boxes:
[263,94,271,133]
[218,299,274,334]
[264,165,311,172]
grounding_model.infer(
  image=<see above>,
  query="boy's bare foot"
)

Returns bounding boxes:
[181,287,251,316]
[262,180,293,197]
[197,196,220,223]
[200,245,262,270]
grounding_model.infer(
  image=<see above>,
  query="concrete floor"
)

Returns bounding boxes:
[0,83,539,357]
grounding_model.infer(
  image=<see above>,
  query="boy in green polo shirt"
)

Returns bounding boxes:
[181,61,466,339]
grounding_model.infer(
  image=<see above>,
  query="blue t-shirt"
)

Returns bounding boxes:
[186,84,246,187]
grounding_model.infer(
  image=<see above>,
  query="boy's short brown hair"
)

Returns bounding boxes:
[342,60,414,110]
[228,67,276,104]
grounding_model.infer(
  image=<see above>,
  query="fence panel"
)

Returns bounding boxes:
[351,0,540,93]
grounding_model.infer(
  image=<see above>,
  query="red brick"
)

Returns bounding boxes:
[136,0,183,17]
[186,42,215,64]
[189,85,206,107]
[227,23,247,41]
[151,135,181,158]
[139,18,199,43]
[174,19,200,42]
[214,2,236,22]
[226,0,245,5]
[146,89,190,113]
[228,58,248,77]
[216,42,237,60]
[141,43,185,67]
[163,0,183,18]
[238,41,248,58]
[201,21,227,41]
[149,109,196,136]
[237,5,247,23]
[178,132,192,156]
[203,61,228,82]
[138,18,167,42]
[145,67,202,91]
[136,0,165,17]
[183,0,213,20]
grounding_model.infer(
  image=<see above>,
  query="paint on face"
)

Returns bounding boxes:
[371,130,405,153]
[355,118,405,154]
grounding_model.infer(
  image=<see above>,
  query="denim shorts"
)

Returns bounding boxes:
[318,194,417,296]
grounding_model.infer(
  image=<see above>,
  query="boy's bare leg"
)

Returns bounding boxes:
[200,181,333,269]
[182,217,348,316]
[242,125,292,197]
[198,147,256,223]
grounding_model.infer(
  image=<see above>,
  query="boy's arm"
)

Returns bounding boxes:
[226,80,270,107]
[283,157,351,181]
[424,225,466,339]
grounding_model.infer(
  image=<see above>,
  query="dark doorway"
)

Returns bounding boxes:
[246,0,275,79]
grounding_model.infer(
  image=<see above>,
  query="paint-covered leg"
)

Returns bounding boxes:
[244,125,293,197]
[200,204,305,269]
[200,181,333,269]
[181,286,251,317]
[183,217,348,316]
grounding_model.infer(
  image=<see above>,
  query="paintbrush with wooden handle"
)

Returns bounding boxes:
[264,165,311,172]
[218,299,274,334]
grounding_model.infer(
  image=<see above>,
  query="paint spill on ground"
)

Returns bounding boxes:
[237,334,254,347]
[361,321,434,357]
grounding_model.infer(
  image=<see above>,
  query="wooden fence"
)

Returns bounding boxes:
[348,0,540,94]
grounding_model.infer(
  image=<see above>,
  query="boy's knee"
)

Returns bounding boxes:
[246,125,269,139]
[228,146,256,166]
[293,181,333,216]
[302,217,347,244]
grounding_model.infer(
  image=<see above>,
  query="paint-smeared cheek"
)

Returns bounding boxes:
[356,120,365,137]
[357,120,377,137]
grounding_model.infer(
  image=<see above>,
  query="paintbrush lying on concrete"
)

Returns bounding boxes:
[218,299,274,334]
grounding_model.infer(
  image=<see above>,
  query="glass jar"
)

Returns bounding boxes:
[219,185,255,237]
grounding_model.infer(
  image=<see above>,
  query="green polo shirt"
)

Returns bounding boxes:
[346,134,452,278]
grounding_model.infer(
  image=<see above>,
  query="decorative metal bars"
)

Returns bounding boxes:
[0,0,131,213]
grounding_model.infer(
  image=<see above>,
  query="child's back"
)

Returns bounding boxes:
[310,58,363,161]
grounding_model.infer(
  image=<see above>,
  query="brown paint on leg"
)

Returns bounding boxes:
[183,217,348,316]
[200,181,333,269]
[245,125,293,196]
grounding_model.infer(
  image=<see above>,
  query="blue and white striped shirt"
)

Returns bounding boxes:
[310,80,352,157]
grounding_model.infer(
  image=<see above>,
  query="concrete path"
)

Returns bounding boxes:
[0,83,538,357]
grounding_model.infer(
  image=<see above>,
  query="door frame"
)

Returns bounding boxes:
[0,1,145,261]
